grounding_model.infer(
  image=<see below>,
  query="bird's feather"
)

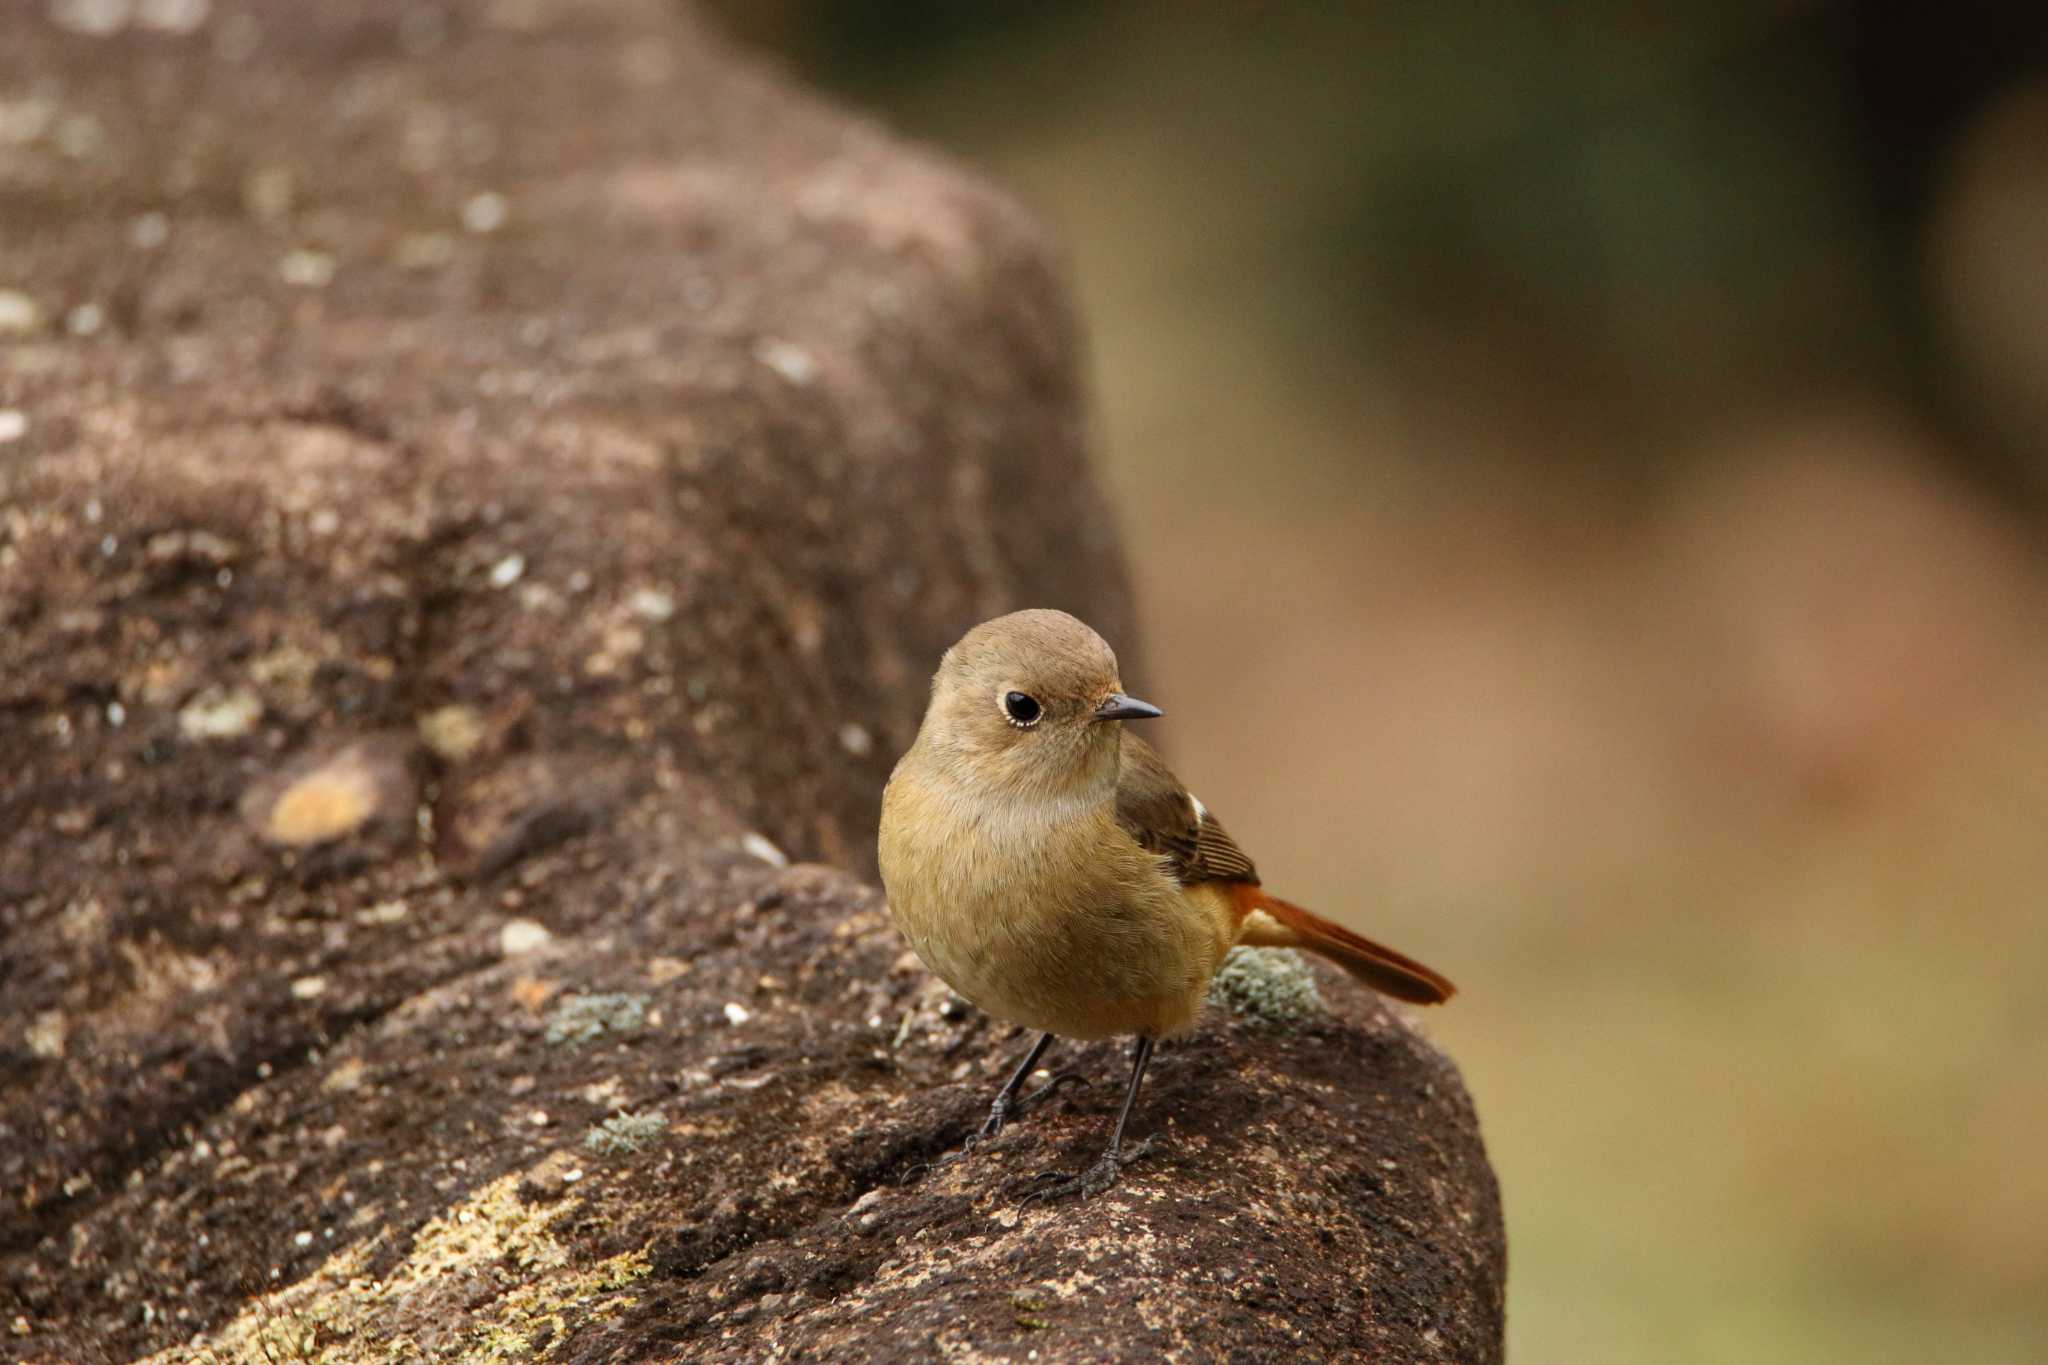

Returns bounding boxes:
[1113,732,1259,886]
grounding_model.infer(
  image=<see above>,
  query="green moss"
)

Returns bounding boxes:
[584,1110,667,1155]
[1010,1291,1050,1331]
[1206,947,1326,1031]
[544,992,649,1047]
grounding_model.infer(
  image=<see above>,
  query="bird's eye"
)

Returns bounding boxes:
[1002,691,1042,728]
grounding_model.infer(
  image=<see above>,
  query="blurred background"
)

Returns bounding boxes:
[712,4,2048,1361]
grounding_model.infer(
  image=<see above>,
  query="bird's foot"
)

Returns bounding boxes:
[1017,1070,1089,1110]
[903,1141,970,1185]
[1022,1136,1155,1204]
[902,1095,1018,1183]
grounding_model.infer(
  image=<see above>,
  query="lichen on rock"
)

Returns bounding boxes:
[544,993,650,1048]
[1207,945,1329,1030]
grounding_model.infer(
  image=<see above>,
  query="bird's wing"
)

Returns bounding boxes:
[1114,731,1260,887]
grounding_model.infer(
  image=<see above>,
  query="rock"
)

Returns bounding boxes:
[499,917,555,957]
[176,685,264,741]
[243,736,417,849]
[0,3,1501,1361]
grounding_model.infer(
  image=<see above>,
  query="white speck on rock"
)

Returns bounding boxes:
[844,1187,886,1227]
[105,701,126,727]
[461,191,508,234]
[136,0,209,34]
[292,1230,313,1248]
[739,831,787,867]
[66,301,104,336]
[356,899,408,925]
[754,338,817,386]
[26,1011,67,1059]
[0,96,56,145]
[0,291,41,334]
[178,686,262,741]
[48,0,132,38]
[129,212,169,249]
[418,704,486,762]
[0,411,27,444]
[722,1002,751,1026]
[837,722,873,757]
[628,588,675,622]
[277,248,336,288]
[308,508,340,536]
[499,918,552,956]
[488,553,525,588]
[290,975,327,1000]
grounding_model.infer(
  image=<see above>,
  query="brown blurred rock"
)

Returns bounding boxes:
[0,2,1501,1361]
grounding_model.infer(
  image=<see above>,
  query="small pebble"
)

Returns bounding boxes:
[178,686,262,741]
[0,291,41,334]
[488,553,525,588]
[461,191,508,234]
[499,918,552,956]
[628,588,675,622]
[290,975,327,999]
[838,722,873,757]
[129,212,169,249]
[65,302,105,336]
[356,899,408,926]
[722,1002,751,1026]
[754,338,817,386]
[0,97,56,146]
[0,411,27,444]
[277,248,336,288]
[137,0,210,33]
[418,704,486,762]
[48,0,131,38]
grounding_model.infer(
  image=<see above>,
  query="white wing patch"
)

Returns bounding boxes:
[1188,792,1208,823]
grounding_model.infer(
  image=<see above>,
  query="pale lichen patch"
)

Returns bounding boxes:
[146,1158,651,1363]
[1206,946,1327,1030]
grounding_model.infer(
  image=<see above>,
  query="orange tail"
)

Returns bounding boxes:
[1231,885,1456,1005]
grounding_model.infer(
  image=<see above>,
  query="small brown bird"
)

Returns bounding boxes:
[879,609,1454,1198]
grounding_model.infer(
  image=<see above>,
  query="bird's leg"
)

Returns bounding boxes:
[975,1030,1056,1142]
[909,1031,1056,1181]
[1026,1036,1156,1202]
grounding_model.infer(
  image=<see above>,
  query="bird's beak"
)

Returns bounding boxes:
[1095,692,1163,722]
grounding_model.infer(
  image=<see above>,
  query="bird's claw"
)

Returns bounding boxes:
[1020,1137,1155,1204]
[902,1132,986,1184]
[1018,1070,1089,1108]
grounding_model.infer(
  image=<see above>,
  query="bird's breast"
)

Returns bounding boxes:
[877,772,1231,1039]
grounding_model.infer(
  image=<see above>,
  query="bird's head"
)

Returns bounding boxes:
[916,609,1162,798]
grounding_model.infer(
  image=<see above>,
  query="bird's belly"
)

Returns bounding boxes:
[886,854,1229,1041]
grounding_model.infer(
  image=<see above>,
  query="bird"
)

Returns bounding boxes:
[877,608,1455,1199]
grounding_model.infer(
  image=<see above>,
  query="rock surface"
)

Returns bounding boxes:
[0,3,1504,1360]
